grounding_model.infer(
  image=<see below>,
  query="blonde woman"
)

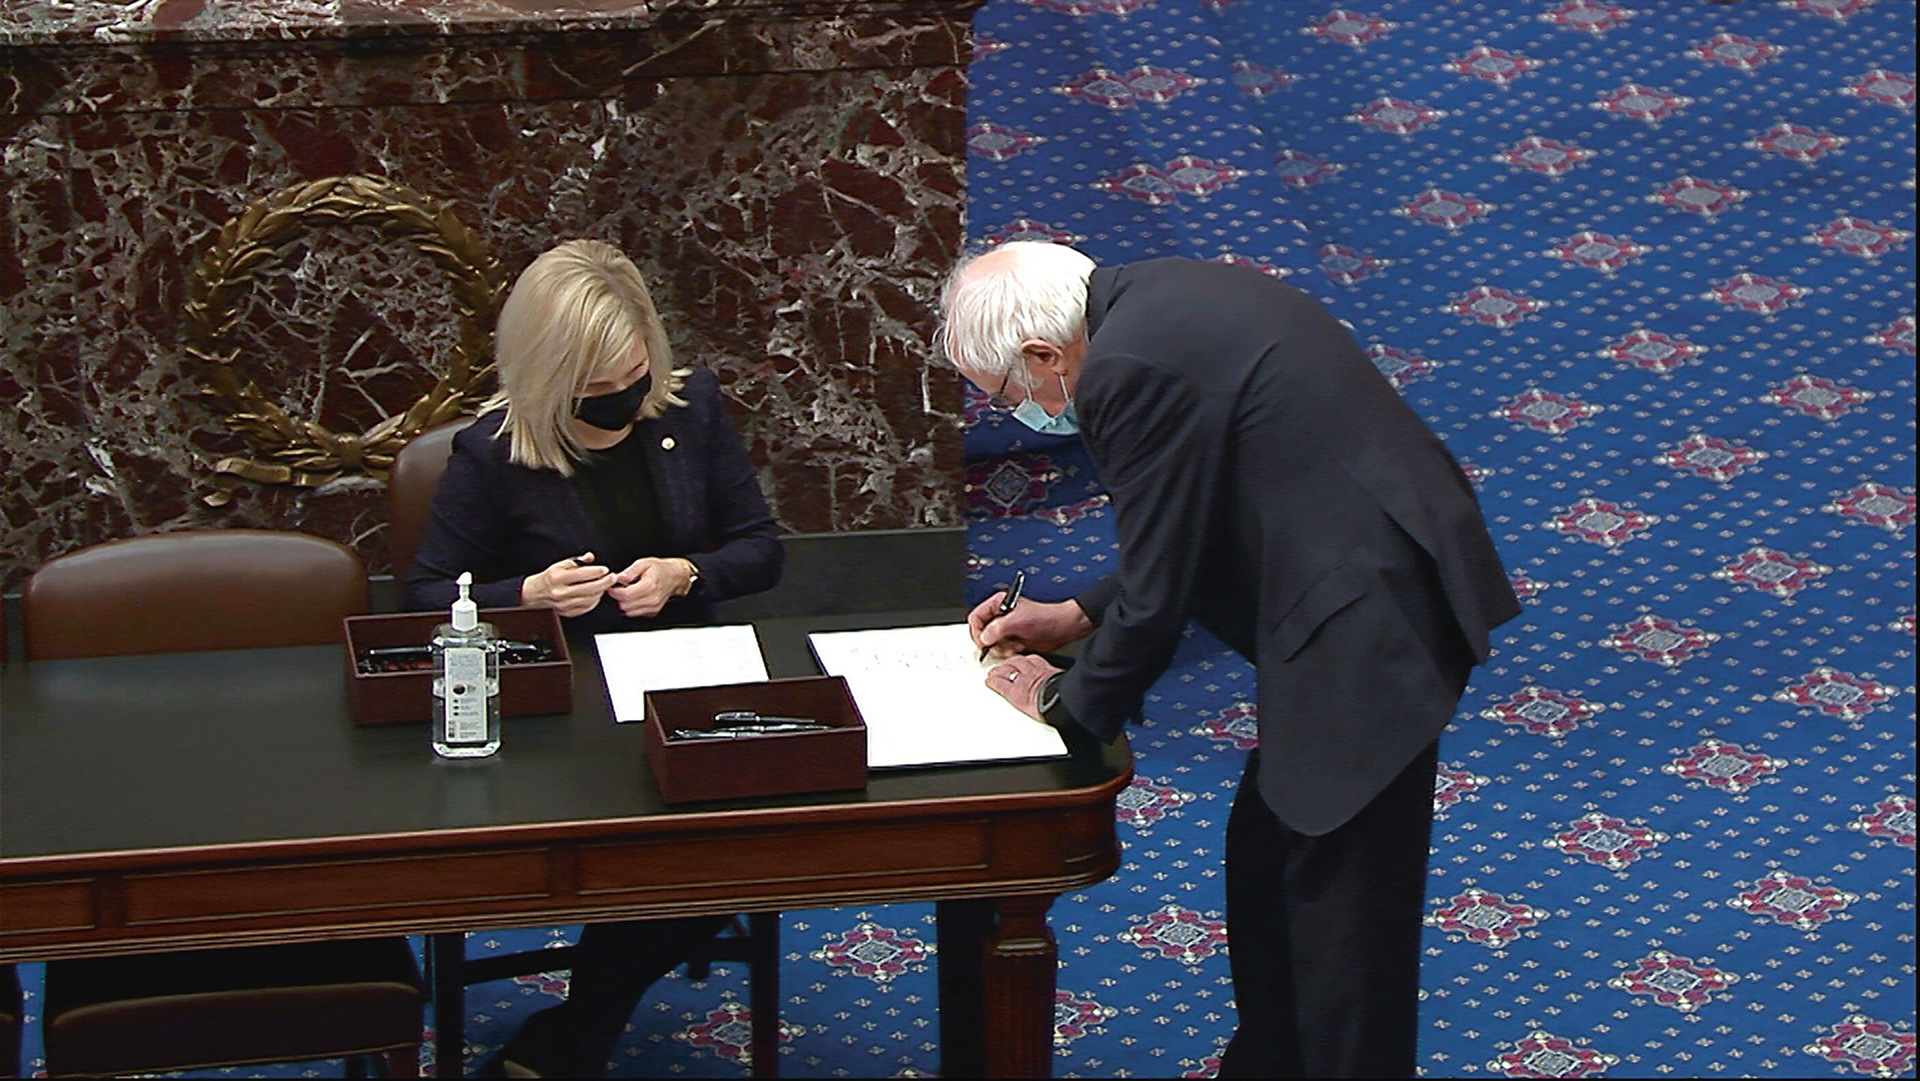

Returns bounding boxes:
[405,238,782,632]
[404,240,782,1078]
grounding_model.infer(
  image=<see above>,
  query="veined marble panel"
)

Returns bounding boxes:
[6,16,971,115]
[0,4,976,588]
[0,0,973,46]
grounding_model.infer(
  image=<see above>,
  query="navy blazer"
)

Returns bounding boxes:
[402,369,784,633]
[1061,259,1520,835]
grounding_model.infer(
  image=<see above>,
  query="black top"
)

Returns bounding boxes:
[570,432,669,573]
[1061,258,1521,836]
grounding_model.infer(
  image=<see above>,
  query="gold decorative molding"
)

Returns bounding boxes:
[183,175,505,505]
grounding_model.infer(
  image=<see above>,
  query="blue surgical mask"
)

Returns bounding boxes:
[1012,374,1079,436]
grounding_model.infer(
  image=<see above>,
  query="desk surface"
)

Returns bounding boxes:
[0,608,1129,870]
[1,608,1126,1077]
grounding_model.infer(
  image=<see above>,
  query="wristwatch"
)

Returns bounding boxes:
[1035,671,1074,729]
[676,558,702,596]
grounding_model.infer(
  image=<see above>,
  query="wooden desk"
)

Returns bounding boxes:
[0,610,1130,1078]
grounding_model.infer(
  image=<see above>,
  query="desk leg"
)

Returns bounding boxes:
[427,932,466,1079]
[936,899,992,1077]
[983,894,1059,1079]
[748,911,782,1079]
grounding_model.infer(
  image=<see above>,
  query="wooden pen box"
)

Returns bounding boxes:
[644,677,868,803]
[342,606,572,726]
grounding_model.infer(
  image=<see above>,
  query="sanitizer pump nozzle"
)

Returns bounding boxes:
[451,572,479,632]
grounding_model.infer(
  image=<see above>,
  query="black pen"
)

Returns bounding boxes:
[977,569,1028,662]
[565,551,613,580]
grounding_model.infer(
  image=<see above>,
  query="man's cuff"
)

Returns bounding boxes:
[1037,671,1078,730]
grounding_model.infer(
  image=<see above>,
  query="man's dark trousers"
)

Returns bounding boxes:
[1217,741,1441,1078]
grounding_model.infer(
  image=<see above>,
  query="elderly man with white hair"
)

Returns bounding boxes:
[946,242,1519,1078]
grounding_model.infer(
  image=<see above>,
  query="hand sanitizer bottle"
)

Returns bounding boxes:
[432,572,500,758]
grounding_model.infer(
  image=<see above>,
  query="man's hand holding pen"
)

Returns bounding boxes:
[969,570,1097,721]
[966,588,1097,661]
[974,570,1026,662]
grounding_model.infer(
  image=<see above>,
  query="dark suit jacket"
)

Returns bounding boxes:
[1060,259,1520,835]
[402,369,784,634]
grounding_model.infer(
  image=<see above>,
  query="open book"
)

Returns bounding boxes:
[807,623,1071,769]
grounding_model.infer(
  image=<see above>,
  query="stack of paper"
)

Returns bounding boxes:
[808,623,1070,769]
[594,625,770,723]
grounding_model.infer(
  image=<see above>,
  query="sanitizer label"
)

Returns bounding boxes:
[443,647,489,744]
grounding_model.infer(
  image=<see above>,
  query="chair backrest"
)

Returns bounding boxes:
[388,418,473,583]
[1,961,19,1075]
[22,530,370,660]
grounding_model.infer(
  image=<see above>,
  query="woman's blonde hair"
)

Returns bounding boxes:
[486,239,687,474]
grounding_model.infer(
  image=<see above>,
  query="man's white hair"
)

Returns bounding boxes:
[939,241,1096,389]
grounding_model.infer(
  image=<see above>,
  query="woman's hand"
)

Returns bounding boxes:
[968,596,1094,660]
[520,552,617,617]
[608,557,695,619]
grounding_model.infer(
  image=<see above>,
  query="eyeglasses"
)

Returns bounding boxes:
[982,372,1018,414]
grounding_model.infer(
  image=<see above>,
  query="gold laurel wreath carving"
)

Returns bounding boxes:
[183,174,506,505]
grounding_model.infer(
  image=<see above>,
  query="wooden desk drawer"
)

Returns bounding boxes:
[0,880,94,935]
[124,850,550,925]
[578,821,990,895]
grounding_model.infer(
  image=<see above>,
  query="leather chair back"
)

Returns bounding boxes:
[22,530,369,661]
[388,418,473,583]
[1,962,20,1080]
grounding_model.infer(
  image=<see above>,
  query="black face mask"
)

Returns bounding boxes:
[574,371,651,431]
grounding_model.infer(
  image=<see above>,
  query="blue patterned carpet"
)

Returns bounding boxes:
[12,1,1914,1077]
[957,1,1916,1077]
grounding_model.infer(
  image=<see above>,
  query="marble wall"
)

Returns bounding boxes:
[0,0,978,589]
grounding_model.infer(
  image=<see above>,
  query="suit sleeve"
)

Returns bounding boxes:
[1057,352,1227,741]
[401,436,528,612]
[688,386,785,601]
[1074,574,1122,625]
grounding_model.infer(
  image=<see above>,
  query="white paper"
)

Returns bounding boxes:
[594,625,770,722]
[807,623,1070,769]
